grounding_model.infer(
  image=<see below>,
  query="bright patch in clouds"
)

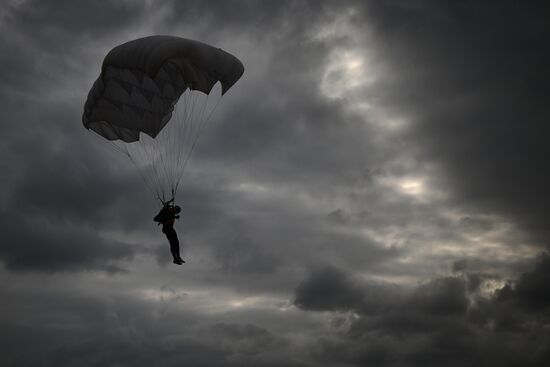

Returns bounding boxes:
[321,50,369,99]
[313,8,374,100]
[379,175,430,199]
[398,178,425,196]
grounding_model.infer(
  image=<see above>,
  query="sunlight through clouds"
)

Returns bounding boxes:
[312,7,375,100]
[398,178,425,196]
[377,174,434,201]
[321,50,369,99]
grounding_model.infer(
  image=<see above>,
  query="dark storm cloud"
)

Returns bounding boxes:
[496,253,550,311]
[0,210,135,272]
[0,134,139,271]
[0,88,147,271]
[408,277,468,316]
[214,232,280,274]
[295,268,477,366]
[9,136,125,224]
[0,283,296,367]
[356,1,550,248]
[294,258,550,366]
[166,0,291,32]
[294,266,400,315]
[294,267,468,320]
[0,0,146,95]
[3,0,144,35]
[2,0,550,366]
[39,323,292,367]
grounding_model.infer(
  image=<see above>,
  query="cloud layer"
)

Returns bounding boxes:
[1,1,549,366]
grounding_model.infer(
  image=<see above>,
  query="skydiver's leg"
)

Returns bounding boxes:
[166,228,184,264]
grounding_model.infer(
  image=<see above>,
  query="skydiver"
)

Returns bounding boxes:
[154,199,185,265]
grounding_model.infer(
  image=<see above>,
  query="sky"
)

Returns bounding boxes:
[1,1,550,366]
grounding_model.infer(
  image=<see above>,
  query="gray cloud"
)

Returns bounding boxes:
[357,1,550,248]
[496,253,550,311]
[294,260,550,366]
[1,0,549,366]
[294,266,401,315]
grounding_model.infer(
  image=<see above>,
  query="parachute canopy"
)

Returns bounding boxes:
[82,36,244,202]
[83,35,244,143]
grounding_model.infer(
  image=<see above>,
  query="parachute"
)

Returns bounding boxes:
[83,35,244,202]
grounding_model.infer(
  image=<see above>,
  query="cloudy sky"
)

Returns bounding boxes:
[1,1,550,366]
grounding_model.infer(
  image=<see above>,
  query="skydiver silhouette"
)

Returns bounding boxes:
[154,199,185,265]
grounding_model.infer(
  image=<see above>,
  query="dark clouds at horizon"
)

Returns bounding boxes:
[1,1,550,366]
